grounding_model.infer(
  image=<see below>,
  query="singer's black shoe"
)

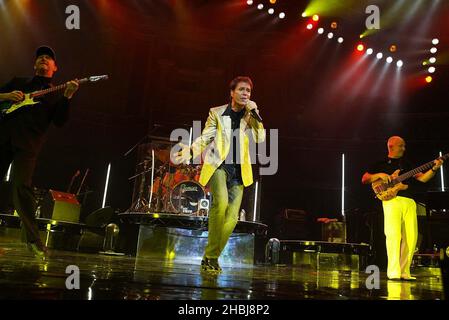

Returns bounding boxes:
[201,257,222,273]
[27,242,48,259]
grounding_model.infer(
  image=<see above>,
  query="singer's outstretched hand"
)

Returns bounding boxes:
[173,143,192,165]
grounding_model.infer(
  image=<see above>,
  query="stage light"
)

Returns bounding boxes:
[439,151,445,192]
[366,48,373,55]
[247,0,253,5]
[389,45,397,52]
[429,57,436,64]
[337,37,344,43]
[376,52,383,59]
[306,23,313,30]
[386,57,393,64]
[269,0,277,4]
[312,14,319,22]
[331,22,338,29]
[428,66,436,73]
[357,44,365,52]
[102,163,111,208]
[301,12,307,17]
[432,38,439,45]
[327,32,334,39]
[430,47,437,54]
[359,34,365,39]
[5,164,12,182]
[318,28,324,34]
[426,76,433,83]
[279,12,285,19]
[396,60,403,68]
[268,8,274,15]
[253,180,259,221]
[257,4,263,10]
[422,61,428,66]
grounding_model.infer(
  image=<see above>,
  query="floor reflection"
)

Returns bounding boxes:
[0,242,444,300]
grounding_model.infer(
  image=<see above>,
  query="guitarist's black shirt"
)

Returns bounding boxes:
[368,157,420,200]
[0,76,70,153]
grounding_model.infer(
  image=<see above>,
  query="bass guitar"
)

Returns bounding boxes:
[372,153,448,201]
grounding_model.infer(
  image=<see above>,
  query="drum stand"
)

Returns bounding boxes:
[128,160,151,212]
[153,165,169,212]
[160,168,175,213]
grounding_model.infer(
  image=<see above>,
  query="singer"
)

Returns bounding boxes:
[176,76,265,273]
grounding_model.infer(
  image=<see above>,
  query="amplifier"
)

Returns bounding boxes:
[280,209,308,222]
[273,209,310,239]
[321,221,346,243]
[40,190,80,223]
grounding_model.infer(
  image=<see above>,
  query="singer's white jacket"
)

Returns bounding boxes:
[191,104,265,187]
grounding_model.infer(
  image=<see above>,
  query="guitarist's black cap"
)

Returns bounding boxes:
[36,46,56,61]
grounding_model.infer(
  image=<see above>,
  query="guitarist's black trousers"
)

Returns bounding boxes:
[0,140,42,245]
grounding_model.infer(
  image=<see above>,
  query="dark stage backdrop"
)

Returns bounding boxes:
[1,0,448,234]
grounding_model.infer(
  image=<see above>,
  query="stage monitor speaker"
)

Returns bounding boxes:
[321,221,346,243]
[85,207,114,227]
[41,190,80,223]
[273,209,310,240]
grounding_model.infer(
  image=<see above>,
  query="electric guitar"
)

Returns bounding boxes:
[0,75,108,117]
[372,153,448,201]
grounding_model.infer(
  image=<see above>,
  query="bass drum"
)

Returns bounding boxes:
[170,181,205,215]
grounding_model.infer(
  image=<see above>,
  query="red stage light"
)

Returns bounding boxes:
[306,23,313,30]
[356,44,365,52]
[312,15,319,22]
[425,76,433,83]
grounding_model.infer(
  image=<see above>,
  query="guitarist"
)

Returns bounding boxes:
[0,46,79,257]
[362,136,443,281]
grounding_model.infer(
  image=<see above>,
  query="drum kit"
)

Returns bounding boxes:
[128,139,210,216]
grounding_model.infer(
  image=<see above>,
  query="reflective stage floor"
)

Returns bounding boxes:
[0,242,445,300]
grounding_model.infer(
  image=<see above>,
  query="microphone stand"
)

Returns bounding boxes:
[77,169,90,197]
[67,170,80,193]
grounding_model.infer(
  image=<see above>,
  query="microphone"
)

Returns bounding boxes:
[250,109,263,122]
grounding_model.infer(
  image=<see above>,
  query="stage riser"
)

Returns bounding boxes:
[119,224,254,265]
[291,252,359,272]
[265,239,370,271]
[0,214,104,252]
[0,226,81,251]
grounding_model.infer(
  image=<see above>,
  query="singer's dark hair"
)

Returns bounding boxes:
[229,76,253,91]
